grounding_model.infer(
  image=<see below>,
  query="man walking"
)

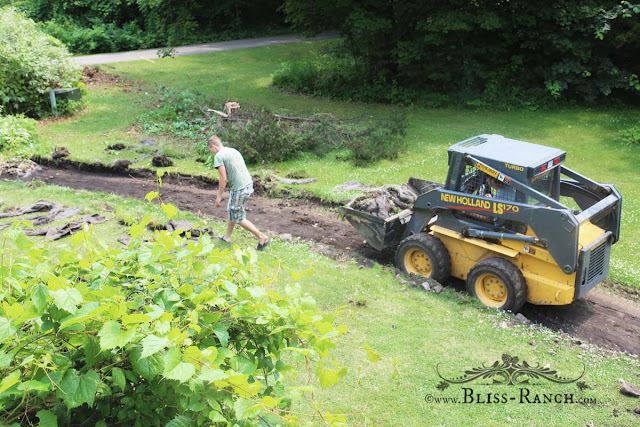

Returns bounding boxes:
[208,135,271,250]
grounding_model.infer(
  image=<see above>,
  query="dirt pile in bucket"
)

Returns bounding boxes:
[350,184,417,219]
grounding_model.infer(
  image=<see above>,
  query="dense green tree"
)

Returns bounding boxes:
[3,0,287,53]
[282,0,640,104]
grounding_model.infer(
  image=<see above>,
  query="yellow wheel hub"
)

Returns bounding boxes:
[474,273,507,307]
[403,248,433,277]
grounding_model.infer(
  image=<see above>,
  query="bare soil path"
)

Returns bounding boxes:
[10,165,640,357]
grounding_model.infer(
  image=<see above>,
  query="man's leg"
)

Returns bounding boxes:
[222,220,235,243]
[238,219,269,244]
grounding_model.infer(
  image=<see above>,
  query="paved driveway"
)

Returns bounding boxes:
[73,32,338,65]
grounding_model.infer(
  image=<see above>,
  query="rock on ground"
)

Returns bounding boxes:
[620,380,640,397]
[333,181,373,192]
[0,159,41,178]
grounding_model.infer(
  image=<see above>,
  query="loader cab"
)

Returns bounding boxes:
[446,134,566,204]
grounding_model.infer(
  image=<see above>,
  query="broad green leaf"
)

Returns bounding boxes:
[145,191,159,202]
[230,356,257,375]
[0,370,20,394]
[58,369,100,409]
[140,334,169,358]
[83,334,106,368]
[199,366,228,383]
[50,288,83,314]
[365,344,381,363]
[112,367,126,392]
[208,410,226,422]
[0,351,12,368]
[131,347,163,380]
[163,347,195,383]
[161,203,177,220]
[36,409,58,427]
[0,317,16,343]
[165,415,191,427]
[98,321,136,350]
[122,314,151,325]
[19,380,51,392]
[32,284,48,311]
[164,361,196,383]
[234,398,260,420]
[317,367,347,389]
[59,302,101,330]
[213,325,229,347]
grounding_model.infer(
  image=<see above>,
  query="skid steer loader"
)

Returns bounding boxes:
[339,134,622,312]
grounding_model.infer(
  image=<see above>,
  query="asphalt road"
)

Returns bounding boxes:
[73,32,339,65]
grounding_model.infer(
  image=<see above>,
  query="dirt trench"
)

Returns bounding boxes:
[8,165,640,357]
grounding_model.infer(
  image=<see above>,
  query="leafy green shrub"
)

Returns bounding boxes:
[0,7,81,117]
[273,47,369,101]
[56,99,85,117]
[0,114,42,156]
[620,124,640,144]
[218,108,302,164]
[37,20,145,54]
[345,114,409,166]
[0,205,347,425]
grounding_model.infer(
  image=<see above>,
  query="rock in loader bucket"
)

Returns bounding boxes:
[338,177,441,251]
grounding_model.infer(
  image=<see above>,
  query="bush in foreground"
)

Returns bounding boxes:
[0,7,81,117]
[0,114,43,157]
[0,203,347,425]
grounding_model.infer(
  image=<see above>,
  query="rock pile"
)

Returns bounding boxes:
[349,184,417,219]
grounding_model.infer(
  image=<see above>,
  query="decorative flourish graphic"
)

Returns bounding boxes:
[436,354,585,390]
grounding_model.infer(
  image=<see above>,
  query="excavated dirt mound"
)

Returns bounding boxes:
[8,164,640,357]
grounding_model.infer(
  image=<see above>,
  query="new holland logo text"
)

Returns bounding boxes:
[440,194,520,214]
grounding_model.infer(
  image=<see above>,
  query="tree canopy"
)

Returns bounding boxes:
[282,0,640,104]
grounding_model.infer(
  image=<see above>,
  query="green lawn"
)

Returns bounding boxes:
[33,41,640,291]
[1,180,639,425]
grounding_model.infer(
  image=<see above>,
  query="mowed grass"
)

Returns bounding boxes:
[1,179,639,426]
[35,41,640,291]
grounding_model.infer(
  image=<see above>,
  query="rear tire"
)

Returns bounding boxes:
[466,258,527,312]
[395,233,451,283]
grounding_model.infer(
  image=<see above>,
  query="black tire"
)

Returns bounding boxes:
[466,258,527,312]
[395,233,451,283]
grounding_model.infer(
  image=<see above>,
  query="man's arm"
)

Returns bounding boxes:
[216,165,228,207]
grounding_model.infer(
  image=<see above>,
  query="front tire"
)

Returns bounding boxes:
[466,258,527,312]
[395,233,451,283]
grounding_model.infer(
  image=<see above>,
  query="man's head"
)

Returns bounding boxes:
[207,135,223,154]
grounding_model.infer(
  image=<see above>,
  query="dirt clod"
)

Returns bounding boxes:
[112,160,131,170]
[52,147,70,159]
[548,349,557,356]
[152,155,174,167]
[529,340,537,346]
[107,143,126,151]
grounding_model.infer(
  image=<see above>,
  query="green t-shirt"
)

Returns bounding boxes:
[213,147,253,191]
